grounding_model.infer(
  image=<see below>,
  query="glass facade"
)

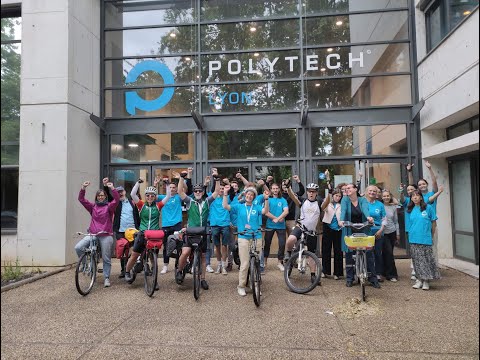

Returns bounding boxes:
[103,0,413,118]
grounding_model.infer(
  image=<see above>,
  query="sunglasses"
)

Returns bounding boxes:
[194,190,203,193]
[145,193,156,197]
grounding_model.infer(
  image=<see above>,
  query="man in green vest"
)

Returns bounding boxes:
[174,171,220,290]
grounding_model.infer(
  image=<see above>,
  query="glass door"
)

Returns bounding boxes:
[110,166,151,200]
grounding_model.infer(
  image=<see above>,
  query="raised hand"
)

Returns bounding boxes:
[82,181,90,188]
[235,172,242,179]
[107,182,114,189]
[263,190,270,199]
[153,176,161,187]
[406,163,414,171]
[211,167,218,176]
[266,175,274,183]
[204,176,211,184]
[137,178,144,184]
[102,177,109,185]
[223,184,231,193]
[425,160,432,169]
[439,185,444,192]
[257,179,265,186]
[222,178,230,185]
[187,167,194,174]
[171,171,181,179]
[293,175,300,182]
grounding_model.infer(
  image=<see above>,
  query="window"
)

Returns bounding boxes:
[1,8,21,230]
[446,116,479,140]
[425,0,478,51]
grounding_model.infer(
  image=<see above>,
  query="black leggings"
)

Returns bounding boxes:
[264,229,287,261]
[321,224,343,277]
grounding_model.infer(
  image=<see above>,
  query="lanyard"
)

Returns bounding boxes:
[245,204,254,224]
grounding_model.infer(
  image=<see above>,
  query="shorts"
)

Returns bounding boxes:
[291,226,318,253]
[183,234,208,253]
[211,226,231,246]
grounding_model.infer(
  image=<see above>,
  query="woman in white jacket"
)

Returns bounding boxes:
[321,189,343,279]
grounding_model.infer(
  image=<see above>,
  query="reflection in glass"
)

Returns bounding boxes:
[255,166,292,183]
[105,87,197,117]
[112,168,150,199]
[105,1,197,28]
[202,50,301,83]
[449,0,479,30]
[201,19,299,52]
[306,75,412,109]
[1,168,18,229]
[202,82,301,113]
[451,160,474,233]
[105,25,197,58]
[1,16,22,41]
[304,0,407,15]
[211,166,251,183]
[312,125,407,156]
[201,0,299,21]
[208,130,297,159]
[305,43,410,78]
[426,2,444,50]
[111,133,194,163]
[304,12,408,46]
[105,57,197,87]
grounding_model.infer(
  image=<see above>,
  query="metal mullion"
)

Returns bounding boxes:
[311,155,408,162]
[199,46,300,56]
[203,109,300,117]
[104,53,197,61]
[105,114,192,121]
[197,0,201,113]
[306,72,411,81]
[310,105,411,112]
[304,39,410,50]
[201,78,300,86]
[0,39,21,45]
[104,23,197,32]
[105,83,196,91]
[209,158,294,164]
[409,0,420,105]
[199,14,299,26]
[303,7,409,19]
[299,0,305,107]
[100,0,106,120]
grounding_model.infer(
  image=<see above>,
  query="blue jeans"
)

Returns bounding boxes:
[345,250,377,284]
[75,235,113,279]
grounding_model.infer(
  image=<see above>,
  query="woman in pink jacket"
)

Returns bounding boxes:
[75,180,119,288]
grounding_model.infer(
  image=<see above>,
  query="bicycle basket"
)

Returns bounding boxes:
[344,234,375,250]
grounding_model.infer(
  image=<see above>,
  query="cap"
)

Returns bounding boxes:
[115,186,125,192]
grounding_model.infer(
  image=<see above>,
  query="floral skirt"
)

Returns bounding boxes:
[410,244,441,280]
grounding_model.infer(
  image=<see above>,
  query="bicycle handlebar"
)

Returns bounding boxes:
[294,219,318,237]
[342,221,372,230]
[234,228,266,236]
[76,231,109,237]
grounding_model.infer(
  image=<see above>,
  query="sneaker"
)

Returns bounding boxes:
[175,270,184,285]
[411,271,417,280]
[160,265,168,274]
[377,275,384,283]
[226,263,233,272]
[422,280,430,291]
[333,275,340,280]
[260,267,265,275]
[346,281,353,287]
[371,282,381,289]
[237,287,247,296]
[104,278,111,287]
[412,280,423,289]
[221,267,228,275]
[124,270,134,284]
[277,263,285,272]
[206,265,214,273]
[321,272,326,278]
[389,278,398,282]
[215,265,222,274]
[118,271,125,279]
[200,280,209,290]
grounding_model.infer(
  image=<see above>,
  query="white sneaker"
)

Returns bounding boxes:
[206,265,214,273]
[412,280,423,289]
[321,272,326,278]
[160,265,168,274]
[215,265,222,274]
[221,267,228,275]
[333,275,339,280]
[410,274,417,280]
[390,278,398,282]
[237,287,247,296]
[422,280,430,290]
[104,278,111,287]
[277,263,285,272]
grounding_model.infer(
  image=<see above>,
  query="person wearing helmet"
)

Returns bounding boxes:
[75,180,120,288]
[285,182,329,285]
[222,185,270,297]
[173,171,221,290]
[124,179,171,283]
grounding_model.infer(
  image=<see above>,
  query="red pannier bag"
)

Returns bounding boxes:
[144,230,165,250]
[116,238,130,258]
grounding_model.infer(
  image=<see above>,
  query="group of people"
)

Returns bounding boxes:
[74,161,443,294]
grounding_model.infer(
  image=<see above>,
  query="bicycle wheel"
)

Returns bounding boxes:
[250,257,261,307]
[192,251,201,300]
[144,250,158,297]
[284,250,321,294]
[75,251,97,296]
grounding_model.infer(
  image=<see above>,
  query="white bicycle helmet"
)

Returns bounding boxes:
[306,183,319,191]
[145,186,158,195]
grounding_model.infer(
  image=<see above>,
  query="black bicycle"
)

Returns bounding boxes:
[284,221,322,294]
[128,230,163,297]
[75,231,105,296]
[235,229,265,307]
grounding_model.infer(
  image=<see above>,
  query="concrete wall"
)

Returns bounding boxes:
[414,2,479,262]
[2,0,101,267]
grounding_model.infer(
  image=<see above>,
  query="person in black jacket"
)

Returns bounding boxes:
[104,178,140,278]
[282,175,305,237]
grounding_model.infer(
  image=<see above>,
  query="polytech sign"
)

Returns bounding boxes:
[125,52,367,115]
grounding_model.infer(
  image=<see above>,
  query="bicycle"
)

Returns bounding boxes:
[128,230,164,297]
[75,231,105,296]
[235,228,265,307]
[175,227,210,300]
[284,221,322,294]
[343,221,375,302]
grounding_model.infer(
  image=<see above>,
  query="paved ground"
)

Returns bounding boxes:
[1,259,479,360]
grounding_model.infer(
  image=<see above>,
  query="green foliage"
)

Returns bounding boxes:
[1,259,24,282]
